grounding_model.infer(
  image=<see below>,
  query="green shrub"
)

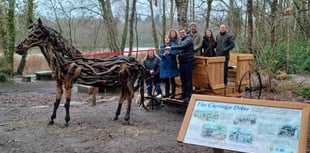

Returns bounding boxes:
[0,72,7,83]
[0,56,11,74]
[298,88,310,98]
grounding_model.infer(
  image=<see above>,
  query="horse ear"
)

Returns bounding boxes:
[38,18,42,26]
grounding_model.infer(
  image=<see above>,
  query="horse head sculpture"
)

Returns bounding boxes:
[15,18,81,59]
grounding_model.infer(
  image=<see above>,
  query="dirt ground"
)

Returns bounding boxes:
[0,75,309,153]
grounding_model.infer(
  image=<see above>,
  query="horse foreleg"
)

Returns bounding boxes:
[113,100,123,121]
[124,95,132,122]
[64,88,72,127]
[114,88,126,121]
[49,81,63,125]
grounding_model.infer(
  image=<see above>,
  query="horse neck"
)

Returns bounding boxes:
[45,26,82,59]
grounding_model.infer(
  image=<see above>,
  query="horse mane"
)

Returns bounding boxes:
[42,25,83,58]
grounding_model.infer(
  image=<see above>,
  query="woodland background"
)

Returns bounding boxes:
[0,0,309,88]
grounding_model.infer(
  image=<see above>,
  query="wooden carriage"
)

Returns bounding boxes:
[167,53,261,105]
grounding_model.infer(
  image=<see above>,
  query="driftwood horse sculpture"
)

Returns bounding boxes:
[15,18,146,126]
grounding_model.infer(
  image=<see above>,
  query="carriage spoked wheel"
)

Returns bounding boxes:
[238,69,262,99]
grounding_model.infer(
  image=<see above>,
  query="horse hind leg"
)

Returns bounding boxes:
[63,88,72,127]
[49,99,61,125]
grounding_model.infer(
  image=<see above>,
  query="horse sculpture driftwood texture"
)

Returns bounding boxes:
[15,18,146,126]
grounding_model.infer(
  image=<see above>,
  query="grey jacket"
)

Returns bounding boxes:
[187,31,203,56]
[216,32,235,59]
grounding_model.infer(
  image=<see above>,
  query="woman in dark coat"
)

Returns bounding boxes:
[201,29,216,57]
[143,50,162,97]
[159,35,179,99]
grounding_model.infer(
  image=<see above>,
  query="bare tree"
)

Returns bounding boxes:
[293,0,310,39]
[16,0,34,75]
[129,0,137,56]
[175,0,188,28]
[0,1,7,51]
[270,0,277,48]
[120,0,129,52]
[246,0,253,53]
[205,0,213,28]
[169,0,174,29]
[6,0,16,76]
[149,0,159,49]
[162,0,167,42]
[49,0,63,34]
[98,0,120,52]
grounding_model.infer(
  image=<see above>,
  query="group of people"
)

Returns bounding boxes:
[143,23,235,103]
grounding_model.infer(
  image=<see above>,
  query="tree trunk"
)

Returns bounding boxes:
[270,0,277,48]
[205,0,213,28]
[50,1,63,34]
[129,0,137,56]
[17,0,34,75]
[149,0,159,49]
[175,0,188,28]
[6,0,16,76]
[228,0,234,30]
[162,0,166,43]
[98,0,120,52]
[92,19,102,51]
[191,0,195,22]
[170,0,174,29]
[135,11,139,59]
[0,4,7,51]
[293,0,310,39]
[120,0,130,52]
[246,0,253,54]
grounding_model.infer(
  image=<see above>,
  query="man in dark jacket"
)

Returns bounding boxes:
[216,24,235,86]
[166,28,194,102]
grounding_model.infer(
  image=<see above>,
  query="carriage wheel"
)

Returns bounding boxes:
[238,70,262,99]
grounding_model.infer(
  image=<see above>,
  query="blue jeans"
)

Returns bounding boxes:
[146,78,162,96]
[179,61,193,99]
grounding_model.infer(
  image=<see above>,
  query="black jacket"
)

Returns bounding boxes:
[201,36,216,57]
[216,32,235,59]
[171,35,194,64]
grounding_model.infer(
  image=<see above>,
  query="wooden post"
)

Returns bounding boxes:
[213,148,224,153]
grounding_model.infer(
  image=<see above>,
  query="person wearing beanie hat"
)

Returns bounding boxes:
[187,22,203,56]
[190,22,196,26]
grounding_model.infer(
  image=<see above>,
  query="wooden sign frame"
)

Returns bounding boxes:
[177,94,310,153]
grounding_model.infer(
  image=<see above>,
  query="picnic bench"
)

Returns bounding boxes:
[34,70,53,80]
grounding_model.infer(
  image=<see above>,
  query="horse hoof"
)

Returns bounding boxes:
[122,120,130,125]
[64,123,69,127]
[48,121,54,125]
[113,116,118,121]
